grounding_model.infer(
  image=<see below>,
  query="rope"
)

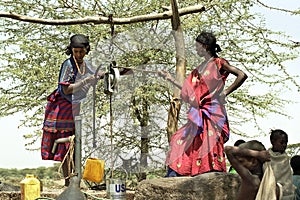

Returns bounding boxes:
[93,65,102,148]
[108,14,115,179]
[58,135,76,180]
[115,66,158,74]
[109,93,114,179]
[108,14,115,64]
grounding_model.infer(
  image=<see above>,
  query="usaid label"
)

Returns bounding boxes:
[109,183,126,199]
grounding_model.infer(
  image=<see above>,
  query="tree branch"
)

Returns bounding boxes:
[0,4,205,25]
[256,0,297,14]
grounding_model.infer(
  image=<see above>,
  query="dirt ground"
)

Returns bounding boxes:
[0,179,135,200]
[0,189,135,200]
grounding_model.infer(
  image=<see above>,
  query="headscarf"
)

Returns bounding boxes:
[70,34,89,48]
[66,34,90,55]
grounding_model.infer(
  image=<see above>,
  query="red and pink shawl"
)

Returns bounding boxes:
[166,57,230,176]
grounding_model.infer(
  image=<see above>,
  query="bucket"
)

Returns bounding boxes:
[106,178,126,200]
[20,174,40,200]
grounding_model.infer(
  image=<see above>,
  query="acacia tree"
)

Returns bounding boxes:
[1,0,300,172]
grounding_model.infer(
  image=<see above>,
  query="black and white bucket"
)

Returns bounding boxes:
[106,178,126,200]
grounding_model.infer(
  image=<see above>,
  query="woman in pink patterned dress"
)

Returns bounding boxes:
[159,31,248,177]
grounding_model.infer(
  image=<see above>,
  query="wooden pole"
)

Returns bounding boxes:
[166,0,187,142]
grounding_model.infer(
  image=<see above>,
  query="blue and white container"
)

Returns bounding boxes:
[106,178,126,200]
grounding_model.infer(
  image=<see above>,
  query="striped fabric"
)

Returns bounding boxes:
[41,56,92,161]
[43,90,78,133]
[41,90,78,161]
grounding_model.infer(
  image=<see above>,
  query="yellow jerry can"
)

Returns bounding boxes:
[83,158,105,183]
[20,174,40,200]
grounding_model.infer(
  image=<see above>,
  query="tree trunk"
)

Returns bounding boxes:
[139,125,149,181]
[167,0,186,142]
[131,93,149,181]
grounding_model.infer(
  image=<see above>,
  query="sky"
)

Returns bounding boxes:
[1,1,300,169]
[228,0,300,147]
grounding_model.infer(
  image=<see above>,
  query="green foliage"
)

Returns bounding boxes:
[0,164,60,187]
[287,143,300,156]
[1,0,300,169]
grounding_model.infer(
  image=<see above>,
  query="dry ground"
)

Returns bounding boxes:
[0,178,135,200]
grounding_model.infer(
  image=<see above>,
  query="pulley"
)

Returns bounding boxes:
[104,65,120,95]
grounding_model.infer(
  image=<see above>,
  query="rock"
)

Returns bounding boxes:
[134,172,241,200]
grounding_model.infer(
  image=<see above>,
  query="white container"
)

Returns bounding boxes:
[106,178,126,200]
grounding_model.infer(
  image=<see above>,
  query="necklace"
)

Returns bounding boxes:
[73,56,86,75]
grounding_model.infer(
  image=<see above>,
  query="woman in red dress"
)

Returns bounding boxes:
[159,31,248,176]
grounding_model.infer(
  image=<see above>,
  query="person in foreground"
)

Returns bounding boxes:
[225,140,281,200]
[268,129,295,200]
[41,34,103,186]
[159,31,248,177]
[291,155,300,200]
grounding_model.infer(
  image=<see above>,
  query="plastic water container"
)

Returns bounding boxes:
[20,174,40,200]
[82,158,105,183]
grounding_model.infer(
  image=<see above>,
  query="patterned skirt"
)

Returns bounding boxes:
[166,116,228,176]
[41,90,79,161]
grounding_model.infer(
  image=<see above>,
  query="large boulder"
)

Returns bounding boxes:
[134,172,241,200]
